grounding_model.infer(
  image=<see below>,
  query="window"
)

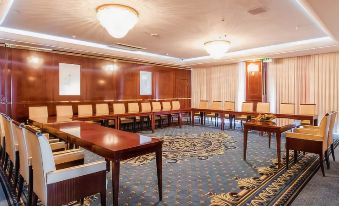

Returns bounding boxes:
[59,63,80,95]
[140,71,152,95]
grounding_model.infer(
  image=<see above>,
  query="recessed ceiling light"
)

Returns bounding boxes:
[150,33,159,37]
[72,35,77,39]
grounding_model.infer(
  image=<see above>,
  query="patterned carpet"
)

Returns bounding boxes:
[2,124,337,206]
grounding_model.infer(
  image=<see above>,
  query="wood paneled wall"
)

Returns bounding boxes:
[245,61,263,102]
[0,46,191,121]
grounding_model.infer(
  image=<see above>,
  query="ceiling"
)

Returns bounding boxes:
[0,0,338,67]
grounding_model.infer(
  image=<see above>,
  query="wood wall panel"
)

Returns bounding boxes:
[246,61,263,102]
[0,47,191,121]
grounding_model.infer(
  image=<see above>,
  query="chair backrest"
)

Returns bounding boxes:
[12,122,31,182]
[198,100,208,109]
[210,101,222,110]
[224,101,235,111]
[78,105,93,116]
[162,102,172,111]
[2,117,17,162]
[26,128,56,205]
[299,104,316,115]
[95,104,109,115]
[256,102,270,113]
[280,103,295,114]
[128,102,140,113]
[0,114,5,148]
[318,114,331,152]
[141,102,152,113]
[241,102,253,112]
[172,101,180,110]
[56,105,73,117]
[152,102,162,112]
[29,106,48,119]
[328,111,337,145]
[113,103,126,115]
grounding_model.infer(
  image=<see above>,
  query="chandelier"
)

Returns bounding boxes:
[204,40,231,59]
[96,4,139,38]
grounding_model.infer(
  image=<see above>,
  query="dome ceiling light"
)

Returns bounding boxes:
[96,4,139,39]
[204,40,231,59]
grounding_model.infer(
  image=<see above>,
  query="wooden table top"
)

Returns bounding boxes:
[43,121,161,156]
[244,118,301,131]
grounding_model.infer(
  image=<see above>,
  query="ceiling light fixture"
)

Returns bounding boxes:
[96,4,139,39]
[204,40,231,59]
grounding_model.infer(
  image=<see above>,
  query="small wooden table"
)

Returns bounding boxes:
[31,120,163,206]
[243,119,301,167]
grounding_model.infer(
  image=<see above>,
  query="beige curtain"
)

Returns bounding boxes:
[191,62,246,110]
[267,52,339,132]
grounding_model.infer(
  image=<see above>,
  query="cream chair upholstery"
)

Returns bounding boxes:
[256,102,270,113]
[299,104,316,125]
[0,114,5,163]
[234,102,253,128]
[78,105,93,116]
[280,103,295,114]
[128,102,140,113]
[286,114,330,176]
[198,100,208,109]
[205,101,222,126]
[56,105,73,117]
[162,102,172,111]
[152,102,162,112]
[27,129,106,206]
[96,104,109,115]
[28,106,48,119]
[141,102,152,112]
[113,103,126,114]
[172,101,180,110]
[224,101,235,111]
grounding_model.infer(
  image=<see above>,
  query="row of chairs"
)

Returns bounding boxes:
[29,101,182,119]
[286,111,337,176]
[0,113,107,206]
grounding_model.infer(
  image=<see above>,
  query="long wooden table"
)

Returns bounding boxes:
[243,119,301,168]
[191,108,318,130]
[30,119,163,206]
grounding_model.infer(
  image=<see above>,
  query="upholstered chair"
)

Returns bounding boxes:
[234,102,254,128]
[162,102,172,111]
[286,114,330,176]
[127,102,140,131]
[159,102,172,127]
[223,101,235,128]
[113,103,133,129]
[151,101,163,127]
[78,105,93,117]
[299,104,316,125]
[198,100,208,109]
[140,102,152,129]
[205,101,222,126]
[13,122,85,205]
[280,103,295,114]
[96,103,109,115]
[172,101,180,110]
[0,114,5,165]
[193,100,209,124]
[28,106,48,119]
[26,128,106,206]
[256,102,270,113]
[56,105,73,117]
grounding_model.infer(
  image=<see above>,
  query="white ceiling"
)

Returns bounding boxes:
[0,0,338,67]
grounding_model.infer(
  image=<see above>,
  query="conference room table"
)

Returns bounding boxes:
[191,108,318,130]
[29,118,163,206]
[243,118,301,168]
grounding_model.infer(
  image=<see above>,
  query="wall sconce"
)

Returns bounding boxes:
[103,64,118,72]
[247,63,259,76]
[27,56,43,68]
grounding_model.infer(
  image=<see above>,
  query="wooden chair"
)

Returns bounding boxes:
[151,101,163,128]
[113,103,133,130]
[13,122,85,205]
[127,102,140,131]
[280,103,295,114]
[256,102,270,113]
[286,113,330,176]
[96,103,109,115]
[172,101,180,111]
[140,102,152,129]
[56,105,73,117]
[194,100,209,124]
[28,106,48,119]
[223,101,235,129]
[205,101,222,126]
[234,102,253,128]
[26,128,106,206]
[78,104,93,116]
[299,104,316,125]
[160,102,172,127]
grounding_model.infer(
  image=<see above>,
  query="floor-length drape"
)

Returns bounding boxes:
[267,52,339,132]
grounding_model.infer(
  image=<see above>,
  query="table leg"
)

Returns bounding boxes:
[243,127,248,160]
[276,132,282,168]
[313,118,318,126]
[116,117,120,130]
[168,114,172,126]
[140,116,144,131]
[229,115,233,129]
[156,145,163,201]
[151,114,155,133]
[178,112,182,128]
[200,112,204,125]
[220,113,225,130]
[112,159,120,206]
[191,111,195,126]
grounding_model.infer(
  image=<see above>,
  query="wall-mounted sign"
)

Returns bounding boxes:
[262,57,273,63]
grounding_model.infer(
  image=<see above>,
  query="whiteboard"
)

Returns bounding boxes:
[59,63,80,95]
[140,71,152,95]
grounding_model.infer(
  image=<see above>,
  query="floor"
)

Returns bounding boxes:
[292,146,339,206]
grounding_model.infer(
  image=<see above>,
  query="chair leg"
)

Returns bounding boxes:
[14,151,20,188]
[8,161,13,182]
[268,133,271,149]
[319,153,325,177]
[331,144,336,161]
[325,150,330,169]
[32,193,38,206]
[3,153,8,171]
[294,150,298,163]
[286,148,289,170]
[17,176,24,203]
[27,166,33,206]
[100,190,106,206]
